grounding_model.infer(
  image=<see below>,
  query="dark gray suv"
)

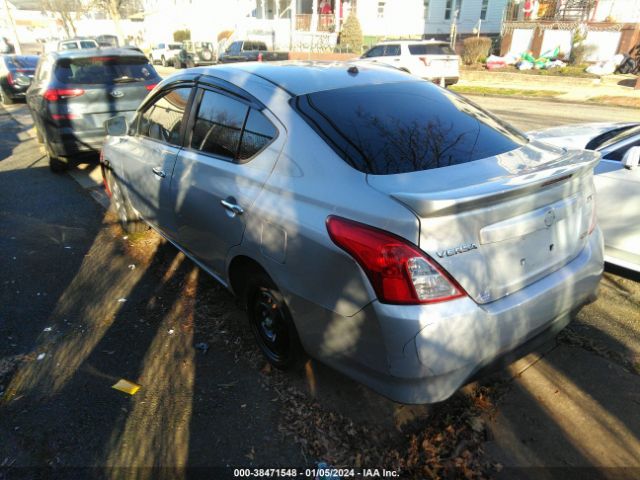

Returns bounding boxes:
[26,48,160,172]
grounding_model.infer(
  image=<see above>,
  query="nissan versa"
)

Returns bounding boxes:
[100,62,604,404]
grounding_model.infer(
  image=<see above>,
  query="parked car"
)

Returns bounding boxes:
[358,40,460,86]
[529,122,640,272]
[181,40,217,66]
[27,48,160,172]
[101,62,603,404]
[57,37,100,51]
[0,55,38,105]
[94,34,119,48]
[149,42,183,67]
[218,40,289,63]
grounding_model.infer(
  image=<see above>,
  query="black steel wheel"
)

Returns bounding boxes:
[246,273,302,369]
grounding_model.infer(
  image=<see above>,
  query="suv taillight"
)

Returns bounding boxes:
[6,72,13,85]
[43,88,85,101]
[326,216,465,305]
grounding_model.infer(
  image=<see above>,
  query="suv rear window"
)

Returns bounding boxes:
[294,81,527,175]
[54,56,158,85]
[409,44,455,55]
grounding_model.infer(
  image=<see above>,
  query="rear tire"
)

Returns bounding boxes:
[0,87,14,105]
[105,167,149,234]
[246,272,303,370]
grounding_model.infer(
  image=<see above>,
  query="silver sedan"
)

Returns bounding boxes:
[101,62,603,404]
[530,123,640,272]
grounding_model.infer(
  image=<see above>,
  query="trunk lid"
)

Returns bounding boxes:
[367,142,599,304]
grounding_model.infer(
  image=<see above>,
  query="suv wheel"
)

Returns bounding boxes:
[48,153,68,173]
[246,273,303,369]
[0,87,14,105]
[105,168,148,234]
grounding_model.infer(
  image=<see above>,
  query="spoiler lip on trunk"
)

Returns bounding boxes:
[386,149,600,218]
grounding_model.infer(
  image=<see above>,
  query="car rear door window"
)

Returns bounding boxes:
[383,45,401,56]
[363,46,384,58]
[190,89,249,160]
[138,88,190,145]
[237,109,277,161]
[409,44,456,55]
[54,56,158,84]
[294,81,527,175]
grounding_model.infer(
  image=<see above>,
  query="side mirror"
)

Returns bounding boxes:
[105,115,128,137]
[622,146,640,170]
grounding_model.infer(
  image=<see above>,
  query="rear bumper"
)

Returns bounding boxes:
[286,228,604,404]
[46,127,105,157]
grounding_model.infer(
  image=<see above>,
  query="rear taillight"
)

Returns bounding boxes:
[326,216,465,305]
[43,88,85,101]
[145,83,158,91]
[6,72,13,85]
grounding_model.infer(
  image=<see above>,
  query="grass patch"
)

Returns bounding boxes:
[462,64,598,78]
[588,96,640,108]
[450,85,563,97]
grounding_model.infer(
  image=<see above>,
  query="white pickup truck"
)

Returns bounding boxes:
[149,42,183,67]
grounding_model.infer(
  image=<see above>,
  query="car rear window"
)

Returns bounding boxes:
[54,56,158,85]
[409,44,456,55]
[5,56,38,69]
[168,43,182,50]
[294,81,527,175]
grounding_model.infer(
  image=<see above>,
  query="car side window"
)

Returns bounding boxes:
[138,87,191,145]
[384,45,400,56]
[603,139,640,161]
[190,89,248,160]
[237,108,277,161]
[363,46,384,58]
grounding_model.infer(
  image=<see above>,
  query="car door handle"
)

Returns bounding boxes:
[152,166,166,178]
[220,198,244,215]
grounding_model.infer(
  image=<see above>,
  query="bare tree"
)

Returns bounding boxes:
[41,0,84,37]
[90,0,141,42]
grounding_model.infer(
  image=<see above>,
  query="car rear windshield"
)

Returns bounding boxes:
[54,56,158,85]
[5,56,38,69]
[294,81,528,175]
[168,43,182,50]
[408,44,455,55]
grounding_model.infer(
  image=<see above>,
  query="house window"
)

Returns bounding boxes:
[377,1,386,18]
[445,0,462,20]
[423,0,430,18]
[480,0,489,20]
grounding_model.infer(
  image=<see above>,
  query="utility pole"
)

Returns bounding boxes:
[2,0,22,54]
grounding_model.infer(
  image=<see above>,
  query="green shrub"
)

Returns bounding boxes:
[173,29,191,42]
[340,14,363,54]
[462,36,492,65]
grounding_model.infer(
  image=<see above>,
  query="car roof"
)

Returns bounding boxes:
[49,47,147,60]
[192,61,416,96]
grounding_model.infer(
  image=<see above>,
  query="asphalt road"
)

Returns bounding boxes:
[1,95,639,477]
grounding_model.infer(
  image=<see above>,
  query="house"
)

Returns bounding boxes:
[500,0,640,62]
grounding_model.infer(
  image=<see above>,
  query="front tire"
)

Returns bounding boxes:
[105,168,149,234]
[246,273,303,369]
